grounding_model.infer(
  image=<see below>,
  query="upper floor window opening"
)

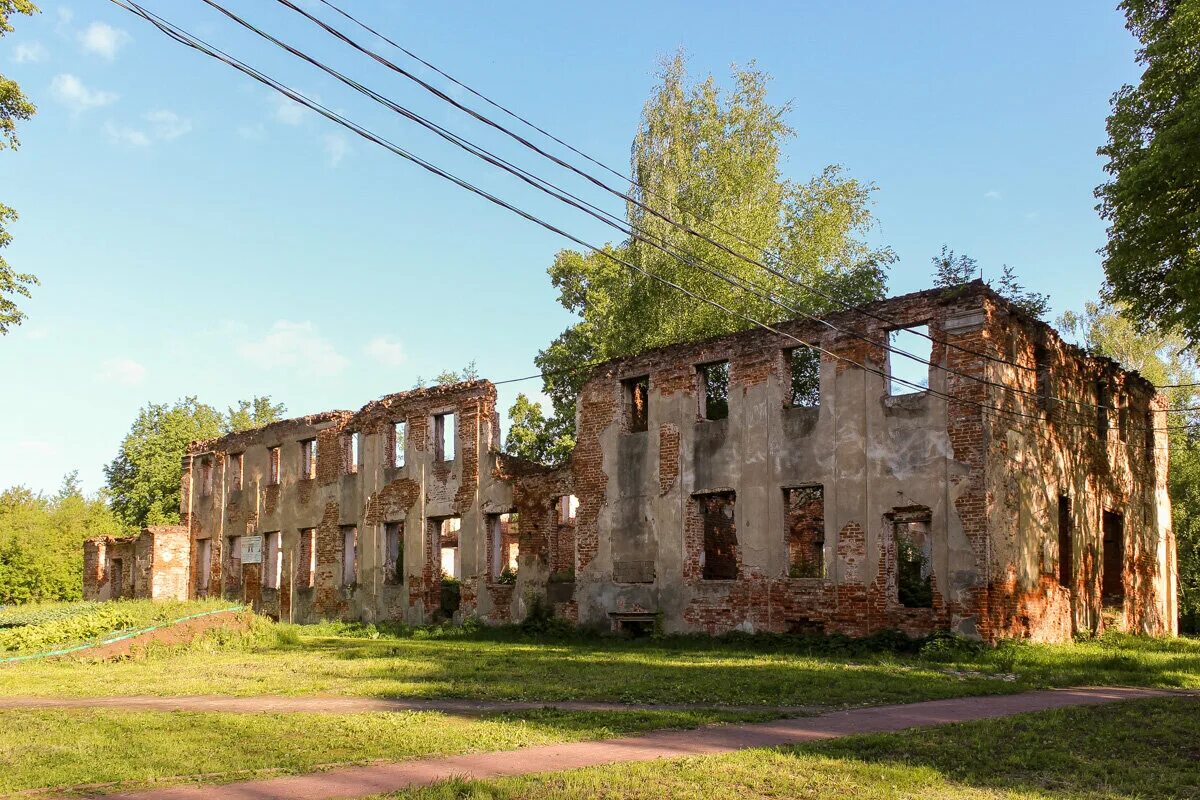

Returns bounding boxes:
[887,325,931,396]
[697,361,730,420]
[623,375,649,432]
[229,452,244,492]
[344,431,361,475]
[300,438,317,480]
[434,413,456,462]
[393,421,407,468]
[785,347,820,408]
[268,446,281,486]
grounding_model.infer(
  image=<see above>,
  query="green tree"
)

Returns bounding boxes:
[103,395,287,529]
[529,55,893,450]
[1058,299,1200,631]
[504,393,574,465]
[413,360,480,389]
[1097,0,1200,345]
[104,398,224,528]
[224,395,287,434]
[0,472,123,604]
[931,246,1051,320]
[0,1,39,334]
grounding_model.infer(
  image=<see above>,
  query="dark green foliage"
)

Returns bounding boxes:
[439,577,461,617]
[1097,0,1200,345]
[896,536,933,608]
[518,594,575,637]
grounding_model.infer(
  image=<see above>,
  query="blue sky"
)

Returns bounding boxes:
[1,1,1139,494]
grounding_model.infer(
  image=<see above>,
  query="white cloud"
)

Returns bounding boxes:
[12,41,48,64]
[51,73,117,112]
[324,133,349,167]
[984,189,1002,200]
[365,336,406,367]
[273,94,308,125]
[104,121,150,147]
[144,110,191,140]
[78,21,130,60]
[105,110,192,147]
[238,320,348,377]
[99,357,146,386]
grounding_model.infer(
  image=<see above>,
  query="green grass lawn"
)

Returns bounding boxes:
[0,706,767,795]
[0,618,1197,709]
[388,696,1200,799]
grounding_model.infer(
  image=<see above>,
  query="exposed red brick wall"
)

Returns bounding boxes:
[658,423,679,496]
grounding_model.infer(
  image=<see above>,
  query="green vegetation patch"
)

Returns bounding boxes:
[0,706,765,795]
[390,696,1200,799]
[0,598,239,657]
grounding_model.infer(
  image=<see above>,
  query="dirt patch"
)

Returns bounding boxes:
[63,610,251,661]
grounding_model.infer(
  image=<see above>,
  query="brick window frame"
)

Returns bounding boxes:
[691,490,738,581]
[784,485,825,579]
[300,438,317,480]
[622,376,649,433]
[230,453,244,492]
[696,360,730,421]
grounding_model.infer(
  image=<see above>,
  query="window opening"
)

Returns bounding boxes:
[887,325,931,396]
[698,491,738,580]
[786,348,820,407]
[698,361,730,420]
[341,525,358,586]
[785,486,825,578]
[894,510,933,608]
[623,376,649,432]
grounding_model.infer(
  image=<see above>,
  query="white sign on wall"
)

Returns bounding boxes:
[241,535,263,564]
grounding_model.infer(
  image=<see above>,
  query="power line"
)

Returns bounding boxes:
[313,0,1200,403]
[279,0,1049,379]
[199,0,1197,419]
[107,0,1200,434]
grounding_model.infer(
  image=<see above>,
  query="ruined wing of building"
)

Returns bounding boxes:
[84,283,1178,642]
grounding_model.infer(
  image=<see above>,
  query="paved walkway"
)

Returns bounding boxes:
[0,694,819,716]
[77,687,1170,800]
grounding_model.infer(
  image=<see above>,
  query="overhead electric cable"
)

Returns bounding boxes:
[108,0,1200,433]
[285,0,1066,381]
[210,0,1198,418]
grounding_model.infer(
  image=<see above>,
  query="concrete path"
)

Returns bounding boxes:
[0,694,819,716]
[85,687,1170,800]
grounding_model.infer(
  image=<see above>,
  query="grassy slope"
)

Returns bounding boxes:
[0,707,766,795]
[390,697,1200,800]
[0,599,238,656]
[1,622,1197,707]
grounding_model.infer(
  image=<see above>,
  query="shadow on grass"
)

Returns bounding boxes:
[255,626,1200,709]
[789,696,1200,799]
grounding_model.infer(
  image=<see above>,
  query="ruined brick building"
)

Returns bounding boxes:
[84,283,1178,641]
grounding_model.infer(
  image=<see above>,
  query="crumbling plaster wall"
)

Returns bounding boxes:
[982,295,1175,640]
[82,526,189,602]
[182,382,511,625]
[573,287,991,638]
